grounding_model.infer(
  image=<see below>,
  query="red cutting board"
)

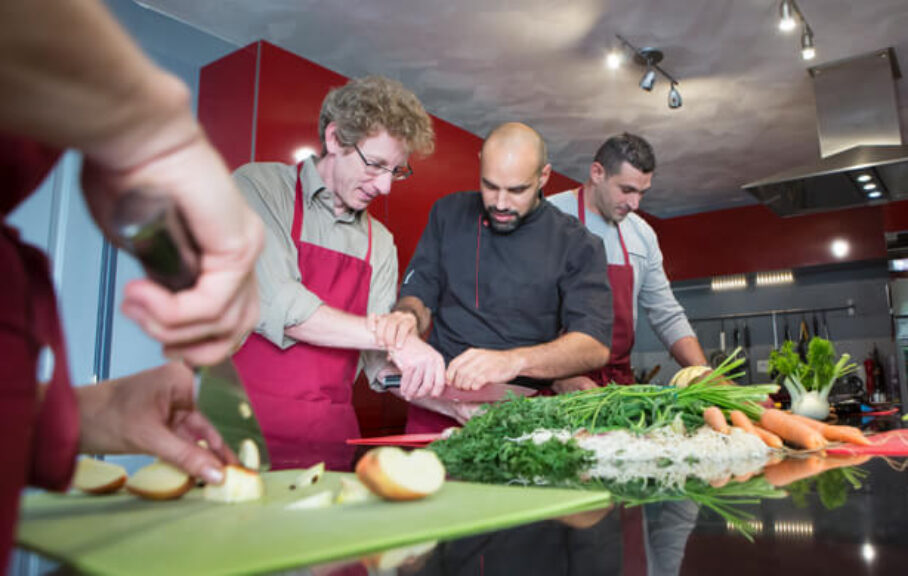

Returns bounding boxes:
[826,429,908,456]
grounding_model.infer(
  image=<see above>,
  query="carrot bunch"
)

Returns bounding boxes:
[701,406,871,451]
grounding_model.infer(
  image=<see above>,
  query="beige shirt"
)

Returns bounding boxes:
[234,158,397,384]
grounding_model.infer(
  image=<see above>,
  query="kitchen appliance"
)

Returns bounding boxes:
[744,48,908,216]
[113,194,270,469]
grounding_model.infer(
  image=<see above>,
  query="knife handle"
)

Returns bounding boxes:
[112,194,201,292]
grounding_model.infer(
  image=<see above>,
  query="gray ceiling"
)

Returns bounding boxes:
[138,0,908,218]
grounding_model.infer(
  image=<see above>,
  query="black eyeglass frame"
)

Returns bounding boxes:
[353,143,413,181]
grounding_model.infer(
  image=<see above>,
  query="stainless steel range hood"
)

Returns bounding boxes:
[743,48,907,217]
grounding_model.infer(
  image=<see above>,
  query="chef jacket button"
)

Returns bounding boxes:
[36,344,55,385]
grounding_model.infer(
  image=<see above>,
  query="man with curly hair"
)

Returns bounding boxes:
[232,76,445,470]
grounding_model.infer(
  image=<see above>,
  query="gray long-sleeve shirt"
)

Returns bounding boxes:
[548,189,695,351]
[233,159,397,384]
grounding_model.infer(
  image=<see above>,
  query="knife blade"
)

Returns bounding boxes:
[380,374,537,403]
[112,193,270,470]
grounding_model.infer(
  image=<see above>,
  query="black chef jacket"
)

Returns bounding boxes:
[400,191,613,368]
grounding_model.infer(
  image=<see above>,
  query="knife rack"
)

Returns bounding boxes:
[689,301,855,348]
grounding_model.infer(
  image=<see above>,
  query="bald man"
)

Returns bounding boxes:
[390,122,614,432]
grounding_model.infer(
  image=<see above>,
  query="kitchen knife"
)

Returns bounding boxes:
[380,374,537,403]
[112,193,270,470]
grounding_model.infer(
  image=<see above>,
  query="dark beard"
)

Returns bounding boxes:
[483,206,522,234]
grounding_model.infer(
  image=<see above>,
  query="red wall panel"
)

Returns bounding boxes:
[648,204,886,281]
[883,199,908,233]
[254,43,347,163]
[198,44,257,171]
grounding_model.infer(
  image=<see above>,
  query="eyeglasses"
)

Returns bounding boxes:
[353,144,413,181]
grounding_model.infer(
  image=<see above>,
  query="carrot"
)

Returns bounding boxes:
[758,409,826,450]
[763,456,825,487]
[703,406,730,434]
[729,410,756,432]
[750,424,784,449]
[787,414,872,446]
[820,454,872,471]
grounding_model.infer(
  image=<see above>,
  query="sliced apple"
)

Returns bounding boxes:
[126,461,193,501]
[355,447,445,501]
[203,465,264,503]
[238,439,261,471]
[291,461,325,489]
[285,490,334,511]
[335,477,373,505]
[72,457,127,495]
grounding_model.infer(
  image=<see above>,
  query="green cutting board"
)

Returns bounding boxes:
[17,471,612,575]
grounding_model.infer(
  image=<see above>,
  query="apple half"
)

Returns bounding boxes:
[355,447,445,501]
[126,461,193,501]
[72,457,127,495]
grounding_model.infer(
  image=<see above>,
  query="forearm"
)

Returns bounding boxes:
[669,336,709,367]
[0,0,197,169]
[285,304,384,351]
[393,296,432,335]
[510,332,610,380]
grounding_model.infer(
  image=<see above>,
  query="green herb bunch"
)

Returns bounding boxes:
[787,465,867,510]
[559,350,777,433]
[430,394,595,485]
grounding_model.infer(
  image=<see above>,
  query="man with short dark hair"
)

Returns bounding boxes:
[393,122,614,432]
[548,133,708,390]
[232,76,446,469]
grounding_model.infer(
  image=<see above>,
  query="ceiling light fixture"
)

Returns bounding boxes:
[668,82,682,109]
[856,174,872,182]
[830,238,850,259]
[863,182,877,190]
[639,67,657,91]
[778,0,797,32]
[868,190,883,199]
[800,25,816,60]
[605,50,622,70]
[777,1,817,60]
[614,34,682,110]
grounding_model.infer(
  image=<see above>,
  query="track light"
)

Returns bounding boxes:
[800,25,816,60]
[605,50,622,70]
[668,83,682,109]
[778,0,797,32]
[777,1,816,60]
[614,35,682,110]
[639,67,656,91]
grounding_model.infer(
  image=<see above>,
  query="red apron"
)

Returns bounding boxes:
[578,187,636,386]
[233,162,371,471]
[1,138,79,569]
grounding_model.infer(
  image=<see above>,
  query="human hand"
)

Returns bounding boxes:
[552,375,599,394]
[388,336,446,400]
[368,310,418,350]
[76,362,238,485]
[446,348,522,391]
[82,132,264,366]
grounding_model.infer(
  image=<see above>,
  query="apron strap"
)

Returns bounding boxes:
[293,161,374,265]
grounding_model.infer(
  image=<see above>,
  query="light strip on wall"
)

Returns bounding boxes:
[711,274,747,291]
[756,269,794,286]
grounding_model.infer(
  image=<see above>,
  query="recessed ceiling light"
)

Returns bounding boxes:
[863,182,877,190]
[856,174,872,183]
[868,190,883,199]
[831,239,850,259]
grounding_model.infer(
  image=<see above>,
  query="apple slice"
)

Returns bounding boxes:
[285,490,334,511]
[203,465,264,503]
[126,461,193,501]
[238,439,260,471]
[335,477,373,505]
[291,461,325,489]
[355,447,445,501]
[72,457,127,495]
